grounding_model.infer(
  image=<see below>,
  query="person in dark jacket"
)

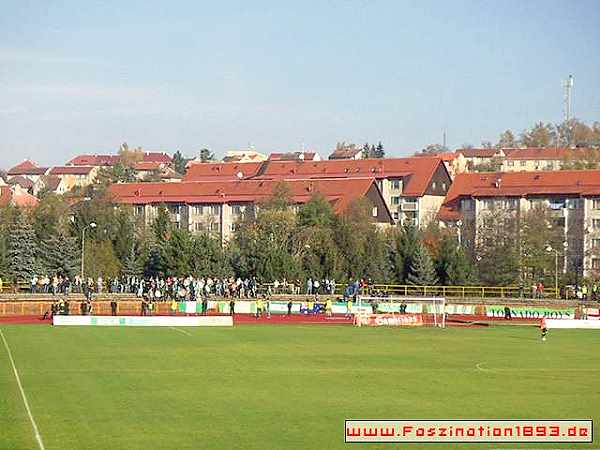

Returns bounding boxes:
[111,298,118,316]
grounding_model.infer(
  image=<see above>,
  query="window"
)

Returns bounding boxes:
[432,181,437,190]
[567,199,581,209]
[210,222,220,232]
[480,199,494,209]
[230,223,238,232]
[134,205,144,216]
[211,205,221,215]
[391,179,401,190]
[231,205,242,216]
[442,182,447,191]
[593,219,600,230]
[507,160,514,167]
[549,198,565,210]
[194,223,205,232]
[504,198,518,209]
[392,211,399,220]
[391,196,400,206]
[462,199,474,210]
[592,239,600,248]
[593,199,600,210]
[372,207,378,217]
[191,205,204,216]
[519,160,526,167]
[593,259,600,270]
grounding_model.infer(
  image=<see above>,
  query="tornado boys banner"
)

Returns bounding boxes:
[486,305,575,319]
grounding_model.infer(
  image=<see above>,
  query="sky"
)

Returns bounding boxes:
[1,0,599,168]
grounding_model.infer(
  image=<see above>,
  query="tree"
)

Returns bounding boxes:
[189,233,232,278]
[96,162,137,184]
[419,144,448,155]
[475,207,520,285]
[519,122,557,148]
[373,141,385,158]
[388,224,420,283]
[298,193,335,228]
[83,240,121,279]
[198,148,215,163]
[39,225,79,278]
[496,130,517,148]
[232,187,300,281]
[122,244,143,277]
[118,144,144,167]
[172,151,189,175]
[561,148,600,170]
[7,212,38,284]
[407,243,438,285]
[519,206,564,286]
[436,235,475,285]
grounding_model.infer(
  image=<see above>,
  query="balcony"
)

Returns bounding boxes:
[401,202,417,211]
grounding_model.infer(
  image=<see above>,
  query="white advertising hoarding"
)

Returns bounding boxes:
[53,315,233,327]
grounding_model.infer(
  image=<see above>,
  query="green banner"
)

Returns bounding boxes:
[486,305,575,319]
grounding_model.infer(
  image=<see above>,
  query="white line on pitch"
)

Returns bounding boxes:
[476,362,493,373]
[0,328,46,450]
[169,327,192,336]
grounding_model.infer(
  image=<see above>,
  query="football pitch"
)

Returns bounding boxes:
[1,324,599,450]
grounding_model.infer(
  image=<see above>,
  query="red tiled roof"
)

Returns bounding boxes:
[0,186,38,208]
[67,154,119,166]
[110,178,381,215]
[184,162,264,181]
[183,157,445,197]
[255,158,444,196]
[68,152,172,166]
[328,148,362,159]
[438,170,600,222]
[7,160,48,176]
[9,160,38,171]
[7,176,34,189]
[504,147,596,160]
[456,148,499,158]
[49,166,95,175]
[42,176,62,192]
[269,152,317,161]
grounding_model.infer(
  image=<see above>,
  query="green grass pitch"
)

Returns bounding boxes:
[1,324,599,450]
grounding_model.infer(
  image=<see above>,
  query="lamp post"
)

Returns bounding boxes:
[81,222,97,279]
[546,242,567,299]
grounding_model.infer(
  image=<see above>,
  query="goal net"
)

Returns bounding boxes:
[354,296,446,328]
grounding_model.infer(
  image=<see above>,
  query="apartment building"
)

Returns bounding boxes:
[438,170,600,278]
[183,157,451,227]
[109,178,393,243]
[501,147,597,172]
[456,148,505,169]
[67,152,172,167]
[47,166,99,192]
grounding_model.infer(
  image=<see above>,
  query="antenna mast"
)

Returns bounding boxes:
[563,75,574,122]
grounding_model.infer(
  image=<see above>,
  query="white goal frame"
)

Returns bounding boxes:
[356,296,446,328]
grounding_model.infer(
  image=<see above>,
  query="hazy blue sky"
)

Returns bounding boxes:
[1,0,599,168]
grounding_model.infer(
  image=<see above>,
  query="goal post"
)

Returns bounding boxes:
[355,296,446,328]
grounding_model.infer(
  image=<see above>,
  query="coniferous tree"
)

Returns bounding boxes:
[7,212,38,284]
[407,243,438,285]
[40,226,79,278]
[122,245,143,277]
